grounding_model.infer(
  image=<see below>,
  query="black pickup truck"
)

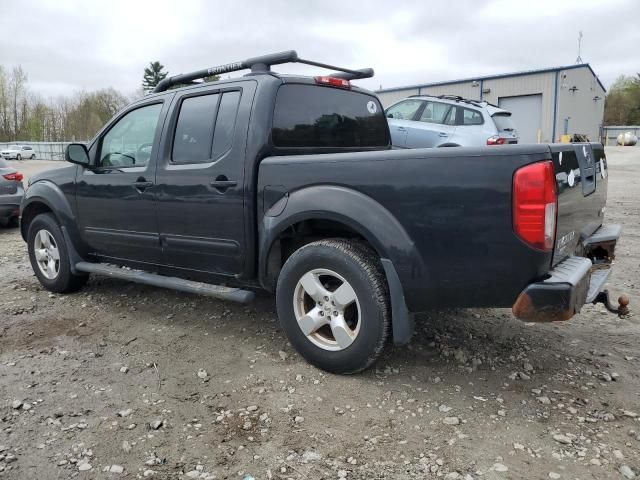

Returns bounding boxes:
[21,51,625,374]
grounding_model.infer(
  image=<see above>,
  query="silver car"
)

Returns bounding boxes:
[1,144,36,160]
[385,95,519,148]
[0,158,24,227]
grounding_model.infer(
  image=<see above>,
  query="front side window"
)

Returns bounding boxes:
[99,104,162,168]
[462,108,484,125]
[386,99,423,120]
[418,101,451,124]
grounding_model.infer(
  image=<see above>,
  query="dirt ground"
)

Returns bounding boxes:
[1,147,639,480]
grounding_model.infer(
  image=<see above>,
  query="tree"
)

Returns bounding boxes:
[203,74,220,83]
[9,66,27,140]
[604,74,640,126]
[142,61,168,93]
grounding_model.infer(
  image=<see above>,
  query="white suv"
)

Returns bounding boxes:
[1,145,36,160]
[385,95,519,148]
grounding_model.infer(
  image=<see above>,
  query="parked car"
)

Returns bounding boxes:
[1,145,36,160]
[386,95,519,148]
[0,158,24,227]
[20,51,622,374]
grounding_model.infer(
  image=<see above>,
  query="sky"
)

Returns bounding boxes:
[1,0,638,99]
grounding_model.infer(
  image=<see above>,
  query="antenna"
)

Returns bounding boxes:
[575,31,583,64]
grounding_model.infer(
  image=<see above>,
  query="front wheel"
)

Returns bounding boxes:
[276,239,390,374]
[27,213,88,293]
[16,154,21,161]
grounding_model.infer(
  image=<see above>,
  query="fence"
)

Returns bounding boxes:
[0,141,86,161]
[601,126,640,147]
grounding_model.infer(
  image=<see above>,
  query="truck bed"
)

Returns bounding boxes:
[258,143,607,313]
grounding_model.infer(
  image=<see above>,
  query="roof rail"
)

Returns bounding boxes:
[407,93,493,108]
[153,50,374,93]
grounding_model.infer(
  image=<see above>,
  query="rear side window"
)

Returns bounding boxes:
[418,101,451,124]
[462,108,484,125]
[492,113,516,131]
[272,84,389,149]
[172,91,241,164]
[173,94,219,163]
[212,91,241,159]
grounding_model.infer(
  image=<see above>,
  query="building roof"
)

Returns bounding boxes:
[376,63,606,94]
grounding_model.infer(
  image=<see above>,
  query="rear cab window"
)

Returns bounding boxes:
[272,84,390,150]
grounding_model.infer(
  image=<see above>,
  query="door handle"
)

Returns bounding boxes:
[438,132,448,137]
[397,126,407,132]
[133,179,153,191]
[210,176,237,192]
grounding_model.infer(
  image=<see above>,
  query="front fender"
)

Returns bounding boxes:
[21,181,81,248]
[259,185,425,307]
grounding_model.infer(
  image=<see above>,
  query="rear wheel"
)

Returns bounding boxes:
[30,154,36,159]
[27,213,88,293]
[276,239,390,374]
[16,154,21,161]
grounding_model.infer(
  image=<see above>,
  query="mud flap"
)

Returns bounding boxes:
[381,259,413,345]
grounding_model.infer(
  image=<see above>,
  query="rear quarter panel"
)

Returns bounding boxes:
[259,145,555,311]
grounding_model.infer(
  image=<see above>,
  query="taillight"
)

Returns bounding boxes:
[2,172,23,182]
[314,76,351,89]
[487,135,506,145]
[512,160,557,251]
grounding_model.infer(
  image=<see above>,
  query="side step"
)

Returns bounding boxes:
[75,262,255,304]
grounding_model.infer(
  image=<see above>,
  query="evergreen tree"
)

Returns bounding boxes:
[142,61,168,93]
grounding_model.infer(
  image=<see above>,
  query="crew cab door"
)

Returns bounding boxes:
[75,99,169,265]
[154,80,255,276]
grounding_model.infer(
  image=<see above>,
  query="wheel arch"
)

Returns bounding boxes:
[260,185,421,287]
[259,185,422,344]
[21,181,81,250]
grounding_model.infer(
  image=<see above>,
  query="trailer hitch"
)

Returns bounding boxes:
[592,290,630,317]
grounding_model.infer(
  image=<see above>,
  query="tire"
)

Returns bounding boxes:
[27,213,88,293]
[31,154,36,159]
[276,239,390,374]
[7,216,19,228]
[16,154,21,161]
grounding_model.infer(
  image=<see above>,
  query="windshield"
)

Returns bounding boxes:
[492,113,516,132]
[272,84,390,150]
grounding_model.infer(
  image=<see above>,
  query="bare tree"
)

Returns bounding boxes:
[8,66,28,140]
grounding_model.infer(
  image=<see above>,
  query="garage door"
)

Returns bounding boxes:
[498,94,542,144]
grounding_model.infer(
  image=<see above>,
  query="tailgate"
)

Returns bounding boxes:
[551,142,608,265]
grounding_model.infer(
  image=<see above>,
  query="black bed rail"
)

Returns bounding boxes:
[153,50,374,93]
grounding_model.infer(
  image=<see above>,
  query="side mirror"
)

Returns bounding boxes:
[65,143,90,166]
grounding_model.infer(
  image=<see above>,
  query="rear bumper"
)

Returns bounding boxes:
[512,224,621,322]
[0,204,20,222]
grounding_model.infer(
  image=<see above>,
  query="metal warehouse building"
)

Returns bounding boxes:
[376,64,606,144]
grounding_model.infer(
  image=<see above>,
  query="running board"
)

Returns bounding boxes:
[75,262,255,304]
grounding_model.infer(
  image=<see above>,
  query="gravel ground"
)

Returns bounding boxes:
[0,147,639,480]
